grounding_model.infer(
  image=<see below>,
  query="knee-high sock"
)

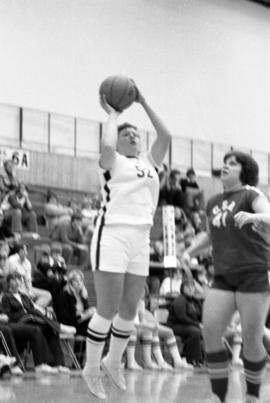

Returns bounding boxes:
[106,314,134,367]
[141,332,153,366]
[206,349,229,403]
[165,335,182,366]
[152,335,165,365]
[243,356,266,398]
[126,331,137,367]
[84,313,112,374]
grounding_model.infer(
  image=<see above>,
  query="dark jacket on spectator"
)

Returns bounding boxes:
[56,285,89,332]
[1,291,60,333]
[167,294,202,327]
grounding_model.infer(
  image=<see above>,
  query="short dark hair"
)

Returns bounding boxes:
[180,280,194,295]
[170,169,181,180]
[223,151,259,186]
[186,168,195,177]
[117,122,137,135]
[14,242,27,253]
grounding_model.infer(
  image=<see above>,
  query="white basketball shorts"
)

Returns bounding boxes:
[91,218,150,276]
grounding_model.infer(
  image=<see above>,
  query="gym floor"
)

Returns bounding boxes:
[1,366,270,403]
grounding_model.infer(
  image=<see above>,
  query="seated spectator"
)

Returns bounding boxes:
[32,244,66,310]
[223,311,243,367]
[1,272,75,373]
[0,210,21,251]
[6,243,52,308]
[126,292,192,371]
[0,159,20,203]
[180,168,200,193]
[159,269,184,297]
[55,270,96,367]
[44,191,73,231]
[50,242,68,282]
[180,169,202,214]
[191,262,210,302]
[166,280,204,368]
[0,310,24,376]
[80,196,98,245]
[56,269,95,333]
[159,169,185,209]
[50,212,89,265]
[1,183,38,236]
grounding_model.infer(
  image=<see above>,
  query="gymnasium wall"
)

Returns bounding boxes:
[16,150,99,195]
[0,0,270,153]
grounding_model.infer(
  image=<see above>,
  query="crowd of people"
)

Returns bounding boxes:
[1,137,270,403]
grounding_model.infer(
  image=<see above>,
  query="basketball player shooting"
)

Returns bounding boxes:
[83,78,171,400]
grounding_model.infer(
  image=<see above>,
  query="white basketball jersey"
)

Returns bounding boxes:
[99,152,160,226]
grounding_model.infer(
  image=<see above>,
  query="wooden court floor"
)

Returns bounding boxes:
[1,366,270,403]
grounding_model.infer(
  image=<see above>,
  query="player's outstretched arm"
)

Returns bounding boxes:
[99,95,121,170]
[133,84,171,166]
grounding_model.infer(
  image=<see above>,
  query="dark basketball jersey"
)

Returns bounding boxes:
[206,186,270,275]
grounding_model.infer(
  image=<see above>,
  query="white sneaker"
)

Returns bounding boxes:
[36,364,59,374]
[126,362,143,371]
[143,361,159,370]
[11,366,23,376]
[57,366,70,374]
[174,358,194,371]
[158,361,173,371]
[101,357,126,391]
[86,374,107,400]
[0,355,16,367]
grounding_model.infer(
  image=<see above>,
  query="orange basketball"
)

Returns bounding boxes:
[99,75,137,112]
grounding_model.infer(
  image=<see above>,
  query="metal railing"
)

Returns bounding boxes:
[0,102,269,184]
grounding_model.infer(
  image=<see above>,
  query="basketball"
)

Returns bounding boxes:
[99,75,137,112]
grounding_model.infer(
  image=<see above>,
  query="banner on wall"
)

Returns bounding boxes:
[0,147,30,170]
[162,205,177,269]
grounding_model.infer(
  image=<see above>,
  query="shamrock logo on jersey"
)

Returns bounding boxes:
[212,200,236,228]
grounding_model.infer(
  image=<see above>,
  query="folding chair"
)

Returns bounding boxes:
[60,334,86,370]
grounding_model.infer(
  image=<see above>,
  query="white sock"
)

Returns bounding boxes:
[152,336,165,365]
[106,314,134,367]
[84,313,112,375]
[142,335,154,366]
[166,336,182,366]
[126,333,137,367]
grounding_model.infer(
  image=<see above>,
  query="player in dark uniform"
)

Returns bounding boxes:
[183,151,270,403]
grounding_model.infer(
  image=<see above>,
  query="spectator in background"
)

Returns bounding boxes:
[50,242,67,282]
[159,269,184,297]
[1,272,74,374]
[6,243,52,308]
[0,248,9,293]
[0,210,21,251]
[1,183,38,236]
[32,244,66,310]
[180,168,200,193]
[81,196,98,245]
[50,212,88,265]
[55,270,96,367]
[159,169,185,209]
[0,160,20,203]
[44,191,73,231]
[167,280,204,368]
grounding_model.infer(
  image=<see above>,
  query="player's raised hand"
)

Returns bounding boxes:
[99,94,120,115]
[233,211,255,229]
[129,79,145,104]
